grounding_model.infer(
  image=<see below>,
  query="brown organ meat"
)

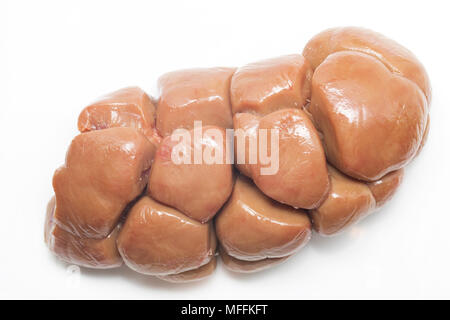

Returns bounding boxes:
[233,109,329,209]
[44,26,432,280]
[215,175,311,261]
[77,86,161,145]
[156,67,235,137]
[117,196,216,276]
[219,247,290,273]
[310,166,376,236]
[309,51,427,181]
[148,125,233,222]
[303,27,431,103]
[157,229,218,282]
[304,27,430,181]
[367,169,404,208]
[233,112,259,177]
[53,127,156,238]
[415,116,430,158]
[230,54,312,115]
[45,197,122,269]
[157,257,217,283]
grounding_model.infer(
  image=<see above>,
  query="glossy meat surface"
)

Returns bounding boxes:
[309,51,427,181]
[78,86,160,144]
[45,26,432,279]
[234,109,329,209]
[310,166,376,236]
[156,68,235,137]
[254,109,329,208]
[416,116,430,158]
[219,247,290,273]
[231,54,312,115]
[216,175,311,261]
[117,196,215,276]
[233,112,259,177]
[367,169,404,208]
[53,127,156,238]
[157,257,217,283]
[148,125,233,222]
[45,197,122,269]
[303,27,431,103]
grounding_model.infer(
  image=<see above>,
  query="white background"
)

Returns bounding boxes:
[1,0,449,300]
